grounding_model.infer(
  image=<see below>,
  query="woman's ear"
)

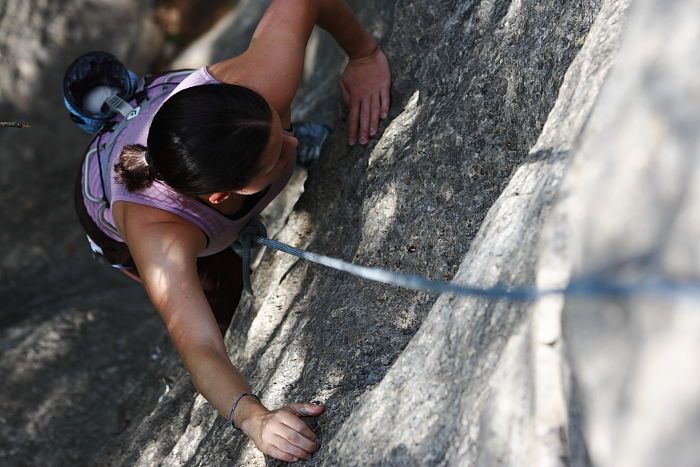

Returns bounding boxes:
[206,192,231,205]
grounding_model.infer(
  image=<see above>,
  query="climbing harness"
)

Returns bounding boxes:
[235,221,700,300]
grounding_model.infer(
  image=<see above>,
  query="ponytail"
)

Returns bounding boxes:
[113,144,159,192]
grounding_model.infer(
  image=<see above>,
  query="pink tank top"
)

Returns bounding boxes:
[80,66,295,257]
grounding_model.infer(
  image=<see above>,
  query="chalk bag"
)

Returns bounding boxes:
[62,51,140,135]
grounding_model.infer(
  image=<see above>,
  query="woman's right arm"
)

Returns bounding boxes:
[118,203,322,462]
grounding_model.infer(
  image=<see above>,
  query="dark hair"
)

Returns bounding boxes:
[114,83,272,196]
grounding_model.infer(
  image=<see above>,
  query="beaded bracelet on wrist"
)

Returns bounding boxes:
[228,393,261,431]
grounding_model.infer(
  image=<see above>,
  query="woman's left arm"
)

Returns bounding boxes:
[212,0,391,145]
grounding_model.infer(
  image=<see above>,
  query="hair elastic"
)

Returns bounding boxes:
[143,150,154,167]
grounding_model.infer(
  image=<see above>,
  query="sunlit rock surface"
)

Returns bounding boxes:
[558,1,700,465]
[1,0,698,466]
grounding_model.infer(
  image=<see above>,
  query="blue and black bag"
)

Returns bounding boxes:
[62,51,140,135]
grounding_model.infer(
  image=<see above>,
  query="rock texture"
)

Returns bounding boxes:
[329,0,630,464]
[0,2,172,466]
[558,0,700,465]
[2,0,699,466]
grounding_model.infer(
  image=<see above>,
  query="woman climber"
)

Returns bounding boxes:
[68,0,391,462]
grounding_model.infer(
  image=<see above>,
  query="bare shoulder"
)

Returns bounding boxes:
[205,0,315,118]
[207,55,293,126]
[112,200,207,253]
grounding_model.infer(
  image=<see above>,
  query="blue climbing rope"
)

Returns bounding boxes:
[235,223,700,301]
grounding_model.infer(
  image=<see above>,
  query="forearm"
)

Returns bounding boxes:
[182,346,267,429]
[315,0,377,59]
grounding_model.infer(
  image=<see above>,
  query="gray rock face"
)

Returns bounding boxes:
[559,0,700,465]
[329,0,630,464]
[2,0,698,466]
[0,2,171,466]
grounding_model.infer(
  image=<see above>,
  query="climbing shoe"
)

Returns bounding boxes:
[293,122,331,167]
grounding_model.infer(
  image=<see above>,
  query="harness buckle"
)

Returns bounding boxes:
[104,94,139,120]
